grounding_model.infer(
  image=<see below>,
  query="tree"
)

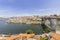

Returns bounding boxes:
[41,23,50,33]
[54,14,57,17]
[25,29,34,34]
[45,28,50,33]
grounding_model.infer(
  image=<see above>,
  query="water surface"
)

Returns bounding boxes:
[0,20,43,34]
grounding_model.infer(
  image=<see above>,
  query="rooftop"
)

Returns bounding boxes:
[50,33,60,40]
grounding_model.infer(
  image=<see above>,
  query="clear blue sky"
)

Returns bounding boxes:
[0,0,60,17]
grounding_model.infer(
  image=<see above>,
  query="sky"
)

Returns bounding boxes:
[0,0,60,17]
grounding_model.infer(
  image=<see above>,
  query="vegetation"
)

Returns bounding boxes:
[54,14,57,16]
[25,29,34,34]
[40,37,48,40]
[41,23,50,33]
[45,28,50,33]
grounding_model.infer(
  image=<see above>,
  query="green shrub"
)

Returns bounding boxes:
[25,29,34,34]
[45,28,50,33]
